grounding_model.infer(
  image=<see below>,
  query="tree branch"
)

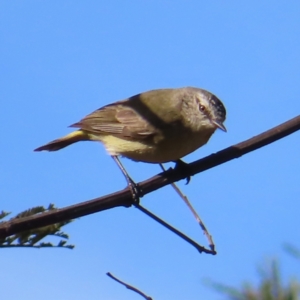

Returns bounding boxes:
[107,272,153,300]
[0,115,299,239]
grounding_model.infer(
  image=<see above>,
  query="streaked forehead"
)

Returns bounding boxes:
[209,94,226,120]
[184,87,226,121]
[196,89,226,121]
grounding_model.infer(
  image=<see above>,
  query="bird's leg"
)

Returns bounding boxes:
[173,159,191,184]
[112,156,141,203]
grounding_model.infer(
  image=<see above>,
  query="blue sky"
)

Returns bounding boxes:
[1,1,300,299]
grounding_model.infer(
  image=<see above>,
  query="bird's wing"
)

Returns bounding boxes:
[70,102,158,140]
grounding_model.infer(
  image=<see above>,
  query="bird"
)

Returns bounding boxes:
[35,87,226,198]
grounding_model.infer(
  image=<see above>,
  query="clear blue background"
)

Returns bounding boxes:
[1,1,299,299]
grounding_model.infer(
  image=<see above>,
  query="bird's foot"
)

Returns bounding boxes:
[127,177,142,204]
[112,155,142,204]
[174,159,191,184]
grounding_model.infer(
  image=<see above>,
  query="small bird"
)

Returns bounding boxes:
[35,87,226,196]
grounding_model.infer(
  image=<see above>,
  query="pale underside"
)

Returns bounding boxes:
[86,129,214,163]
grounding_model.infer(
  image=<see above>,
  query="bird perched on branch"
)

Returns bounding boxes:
[35,87,226,198]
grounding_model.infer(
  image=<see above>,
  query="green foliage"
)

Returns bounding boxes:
[0,204,74,249]
[283,244,300,260]
[206,259,300,300]
[0,211,11,220]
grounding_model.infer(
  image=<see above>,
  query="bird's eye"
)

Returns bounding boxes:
[199,105,206,112]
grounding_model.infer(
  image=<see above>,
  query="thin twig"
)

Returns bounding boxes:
[107,272,153,300]
[0,244,74,249]
[159,164,215,252]
[135,203,216,254]
[0,115,299,239]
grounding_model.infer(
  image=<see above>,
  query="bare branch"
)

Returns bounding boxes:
[0,115,299,239]
[107,272,153,300]
[135,203,216,254]
[160,163,215,251]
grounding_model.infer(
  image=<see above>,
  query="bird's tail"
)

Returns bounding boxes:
[34,130,90,152]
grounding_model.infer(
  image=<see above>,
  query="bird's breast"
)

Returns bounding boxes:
[99,127,215,163]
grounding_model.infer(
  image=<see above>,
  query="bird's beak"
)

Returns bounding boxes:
[212,120,227,132]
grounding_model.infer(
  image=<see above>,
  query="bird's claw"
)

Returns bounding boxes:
[174,159,191,184]
[127,177,142,204]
